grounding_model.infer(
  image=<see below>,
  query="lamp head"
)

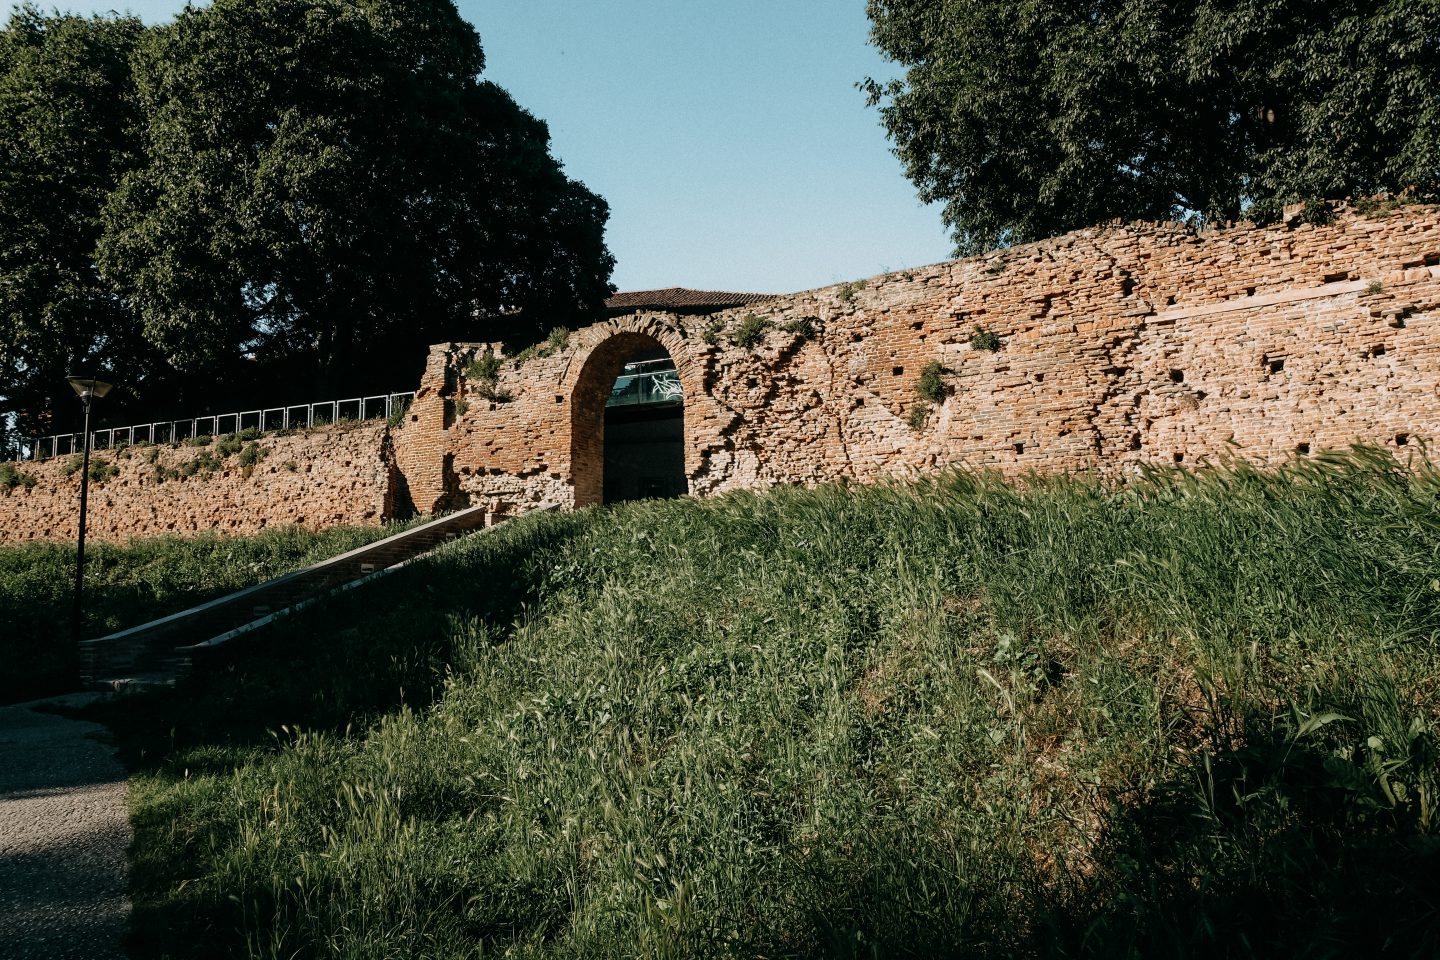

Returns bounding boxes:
[67,376,114,400]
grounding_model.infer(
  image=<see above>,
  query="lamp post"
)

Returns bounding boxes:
[68,375,113,649]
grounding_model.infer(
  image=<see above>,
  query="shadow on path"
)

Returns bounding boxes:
[0,693,131,960]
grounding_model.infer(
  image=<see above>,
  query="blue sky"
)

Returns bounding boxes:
[49,1,954,294]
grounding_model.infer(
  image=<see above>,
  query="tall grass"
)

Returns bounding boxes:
[109,450,1438,958]
[0,524,409,702]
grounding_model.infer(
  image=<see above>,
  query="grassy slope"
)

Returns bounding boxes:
[104,452,1438,959]
[0,524,408,702]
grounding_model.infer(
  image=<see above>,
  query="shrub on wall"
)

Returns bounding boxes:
[733,314,772,349]
[513,326,573,366]
[781,316,817,339]
[465,349,512,403]
[63,455,119,483]
[179,450,221,478]
[970,326,1002,352]
[837,279,868,303]
[0,463,37,491]
[918,361,947,403]
[238,442,268,469]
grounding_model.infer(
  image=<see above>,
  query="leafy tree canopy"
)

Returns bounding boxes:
[865,0,1440,256]
[0,5,151,442]
[0,0,613,446]
[100,0,614,392]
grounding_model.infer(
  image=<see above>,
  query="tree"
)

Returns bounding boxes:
[99,0,615,396]
[865,0,1440,256]
[0,5,151,442]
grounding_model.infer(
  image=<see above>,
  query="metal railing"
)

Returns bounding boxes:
[24,392,414,462]
[608,361,683,409]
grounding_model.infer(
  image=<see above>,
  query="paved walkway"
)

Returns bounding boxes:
[0,694,130,960]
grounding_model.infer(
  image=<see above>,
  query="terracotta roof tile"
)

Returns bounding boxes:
[605,287,779,314]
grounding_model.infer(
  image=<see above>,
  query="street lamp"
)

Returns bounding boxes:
[68,375,113,651]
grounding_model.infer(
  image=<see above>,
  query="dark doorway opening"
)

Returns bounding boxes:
[602,349,685,504]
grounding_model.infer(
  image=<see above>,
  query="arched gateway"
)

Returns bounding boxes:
[566,326,700,507]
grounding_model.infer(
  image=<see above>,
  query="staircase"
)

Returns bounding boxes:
[79,505,499,690]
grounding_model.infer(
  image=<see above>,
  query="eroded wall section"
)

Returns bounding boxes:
[391,206,1440,513]
[7,206,1439,542]
[0,423,392,544]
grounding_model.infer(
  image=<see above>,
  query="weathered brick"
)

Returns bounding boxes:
[5,206,1440,543]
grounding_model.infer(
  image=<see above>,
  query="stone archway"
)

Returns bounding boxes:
[566,323,703,508]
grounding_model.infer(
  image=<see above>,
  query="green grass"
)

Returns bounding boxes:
[0,524,411,703]
[98,450,1439,958]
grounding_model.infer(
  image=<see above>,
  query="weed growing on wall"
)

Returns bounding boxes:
[64,455,120,483]
[545,326,571,354]
[513,327,573,366]
[702,319,725,347]
[917,361,946,403]
[466,350,501,383]
[0,462,37,491]
[465,349,512,403]
[1354,195,1411,216]
[238,443,269,478]
[178,450,221,478]
[906,401,930,431]
[970,326,1003,351]
[733,313,772,349]
[781,316,816,339]
[837,278,868,303]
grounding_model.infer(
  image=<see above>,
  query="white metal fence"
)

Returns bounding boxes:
[23,392,414,462]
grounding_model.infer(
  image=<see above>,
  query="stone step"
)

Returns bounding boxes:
[81,503,522,689]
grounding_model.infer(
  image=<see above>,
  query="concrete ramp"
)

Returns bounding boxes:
[80,505,497,690]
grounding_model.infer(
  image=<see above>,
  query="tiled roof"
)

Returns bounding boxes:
[605,287,779,314]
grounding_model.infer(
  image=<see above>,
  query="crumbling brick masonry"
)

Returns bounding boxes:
[5,205,1439,543]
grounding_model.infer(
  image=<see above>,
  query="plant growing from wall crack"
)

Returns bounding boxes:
[781,316,816,339]
[970,326,1002,352]
[465,349,512,403]
[733,314,772,349]
[513,327,573,366]
[0,463,37,491]
[917,361,947,404]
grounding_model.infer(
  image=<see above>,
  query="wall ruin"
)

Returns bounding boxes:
[0,423,392,544]
[392,205,1440,515]
[5,205,1440,544]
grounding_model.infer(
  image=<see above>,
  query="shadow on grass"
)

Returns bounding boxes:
[1039,711,1440,960]
[74,485,1440,959]
[805,720,1440,959]
[78,510,591,959]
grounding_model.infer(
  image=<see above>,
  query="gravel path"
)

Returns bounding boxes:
[0,693,130,960]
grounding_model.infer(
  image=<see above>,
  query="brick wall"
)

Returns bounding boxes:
[392,204,1440,509]
[6,204,1439,544]
[0,423,391,544]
